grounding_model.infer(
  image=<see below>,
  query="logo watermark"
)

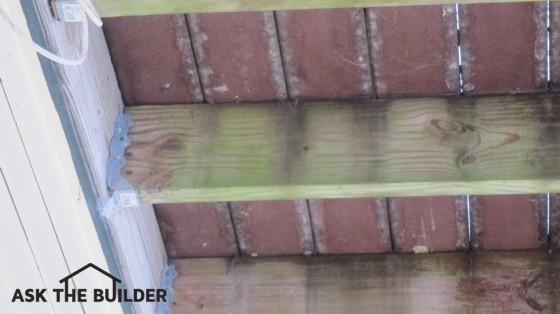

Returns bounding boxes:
[11,263,168,303]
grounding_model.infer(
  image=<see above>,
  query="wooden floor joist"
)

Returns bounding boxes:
[170,251,560,313]
[93,0,541,17]
[121,95,560,203]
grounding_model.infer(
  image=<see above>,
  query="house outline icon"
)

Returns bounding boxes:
[59,263,122,297]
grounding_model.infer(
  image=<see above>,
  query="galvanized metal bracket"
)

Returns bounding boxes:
[155,263,178,314]
[107,112,140,208]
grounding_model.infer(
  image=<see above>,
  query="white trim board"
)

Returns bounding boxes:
[0,0,120,312]
[28,0,168,313]
[0,1,167,313]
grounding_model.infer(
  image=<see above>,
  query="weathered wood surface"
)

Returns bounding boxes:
[93,0,546,17]
[123,95,560,203]
[34,0,120,200]
[171,251,560,313]
[32,1,167,313]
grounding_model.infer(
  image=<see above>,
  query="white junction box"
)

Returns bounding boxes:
[52,0,85,22]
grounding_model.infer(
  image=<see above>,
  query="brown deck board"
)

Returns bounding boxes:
[469,195,547,250]
[229,201,314,256]
[459,2,547,94]
[308,199,391,254]
[103,15,203,105]
[389,196,469,253]
[366,5,460,96]
[154,203,238,257]
[187,12,287,103]
[104,8,556,258]
[276,9,373,99]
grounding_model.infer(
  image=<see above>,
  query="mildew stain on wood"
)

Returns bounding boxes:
[123,95,560,203]
[170,251,560,313]
[454,195,469,250]
[173,15,204,101]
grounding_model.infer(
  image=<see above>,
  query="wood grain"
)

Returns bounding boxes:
[123,95,560,203]
[36,4,121,200]
[171,251,560,313]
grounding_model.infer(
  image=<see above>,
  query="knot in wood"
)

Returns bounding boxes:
[431,118,461,133]
[161,137,185,151]
[462,155,476,165]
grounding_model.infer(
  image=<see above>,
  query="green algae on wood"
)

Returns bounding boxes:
[122,95,560,203]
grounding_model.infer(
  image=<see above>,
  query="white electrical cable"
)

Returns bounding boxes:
[0,0,102,66]
[78,0,103,27]
[0,6,88,66]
